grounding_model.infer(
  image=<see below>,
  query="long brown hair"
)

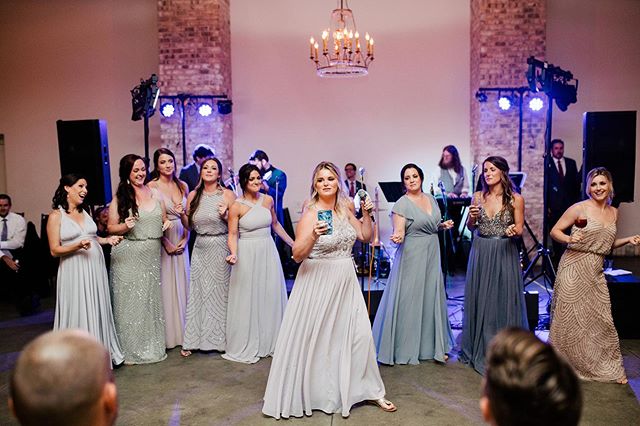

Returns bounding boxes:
[307,161,350,218]
[115,154,144,221]
[149,148,185,196]
[187,157,223,227]
[480,156,516,215]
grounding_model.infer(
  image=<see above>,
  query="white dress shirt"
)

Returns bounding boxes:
[554,157,566,175]
[0,212,27,258]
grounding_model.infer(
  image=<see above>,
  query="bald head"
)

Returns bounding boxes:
[9,330,117,426]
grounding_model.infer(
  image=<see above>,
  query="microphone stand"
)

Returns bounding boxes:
[439,182,453,296]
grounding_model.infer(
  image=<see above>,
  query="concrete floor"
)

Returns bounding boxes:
[1,263,640,425]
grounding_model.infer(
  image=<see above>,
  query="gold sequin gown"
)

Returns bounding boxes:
[549,216,626,382]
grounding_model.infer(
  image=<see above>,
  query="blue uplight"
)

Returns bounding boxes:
[498,96,511,111]
[160,103,175,118]
[529,97,544,111]
[198,103,213,117]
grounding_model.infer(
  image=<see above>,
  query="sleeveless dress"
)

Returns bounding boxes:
[549,215,625,382]
[222,194,287,363]
[459,207,527,375]
[263,213,386,419]
[159,191,189,349]
[110,201,167,364]
[53,209,124,365]
[372,194,454,364]
[182,191,231,351]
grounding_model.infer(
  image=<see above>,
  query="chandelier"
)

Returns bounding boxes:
[309,0,374,78]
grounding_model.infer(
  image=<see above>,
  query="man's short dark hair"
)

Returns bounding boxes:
[250,150,269,163]
[192,144,215,161]
[484,328,582,426]
[0,193,12,205]
[551,139,565,147]
[344,163,356,171]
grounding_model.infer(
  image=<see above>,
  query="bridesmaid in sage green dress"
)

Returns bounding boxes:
[108,154,171,365]
[372,163,454,365]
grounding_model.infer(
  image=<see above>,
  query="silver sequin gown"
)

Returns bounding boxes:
[459,207,527,375]
[263,213,386,419]
[110,202,167,364]
[182,191,231,351]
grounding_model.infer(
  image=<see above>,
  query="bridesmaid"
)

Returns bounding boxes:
[222,163,293,364]
[108,154,171,364]
[180,157,235,356]
[549,167,639,383]
[148,148,190,350]
[47,173,124,365]
[459,156,528,375]
[372,163,455,365]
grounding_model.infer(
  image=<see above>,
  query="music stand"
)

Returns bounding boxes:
[378,182,404,203]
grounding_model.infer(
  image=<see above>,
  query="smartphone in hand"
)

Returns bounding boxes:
[317,210,333,235]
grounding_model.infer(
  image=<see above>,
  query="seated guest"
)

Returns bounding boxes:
[8,329,118,426]
[0,194,29,311]
[179,144,215,192]
[431,145,469,198]
[481,328,582,426]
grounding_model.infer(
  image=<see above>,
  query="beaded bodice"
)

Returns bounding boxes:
[192,191,228,236]
[309,212,356,259]
[476,207,514,237]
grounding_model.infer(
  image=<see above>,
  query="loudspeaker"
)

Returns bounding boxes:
[524,291,539,332]
[56,119,112,206]
[582,111,636,204]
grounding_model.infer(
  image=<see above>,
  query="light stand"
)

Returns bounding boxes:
[130,74,160,162]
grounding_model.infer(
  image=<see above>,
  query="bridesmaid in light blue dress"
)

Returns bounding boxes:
[108,154,170,365]
[47,174,124,365]
[222,163,293,364]
[372,163,454,365]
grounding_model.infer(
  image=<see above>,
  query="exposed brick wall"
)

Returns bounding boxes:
[158,0,233,178]
[470,0,547,248]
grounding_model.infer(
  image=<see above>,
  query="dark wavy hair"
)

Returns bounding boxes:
[484,328,582,426]
[188,157,223,228]
[438,145,463,174]
[51,173,88,213]
[149,148,184,196]
[480,156,516,215]
[400,163,424,193]
[116,154,144,222]
[238,163,261,192]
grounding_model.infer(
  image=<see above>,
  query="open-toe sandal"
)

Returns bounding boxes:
[368,398,397,412]
[180,350,192,357]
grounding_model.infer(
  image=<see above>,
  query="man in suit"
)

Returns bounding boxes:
[0,194,28,311]
[179,144,215,191]
[9,330,118,426]
[343,163,366,197]
[249,150,287,226]
[546,139,580,267]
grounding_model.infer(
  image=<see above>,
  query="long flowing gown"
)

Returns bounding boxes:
[110,201,167,364]
[459,207,527,375]
[222,194,287,363]
[182,191,231,351]
[53,208,124,365]
[549,215,626,382]
[372,194,454,364]
[159,191,189,349]
[263,213,386,419]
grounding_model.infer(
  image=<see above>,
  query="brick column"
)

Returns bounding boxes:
[158,0,233,177]
[470,0,547,245]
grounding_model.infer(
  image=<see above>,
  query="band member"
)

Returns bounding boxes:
[249,150,287,226]
[431,145,469,198]
[179,144,215,192]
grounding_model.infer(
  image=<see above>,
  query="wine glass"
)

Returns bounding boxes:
[574,214,587,228]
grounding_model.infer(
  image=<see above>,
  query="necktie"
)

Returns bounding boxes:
[349,181,355,197]
[557,160,565,183]
[1,218,7,241]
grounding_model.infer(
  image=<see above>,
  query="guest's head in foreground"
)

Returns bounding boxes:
[481,328,581,426]
[9,329,118,426]
[585,167,614,205]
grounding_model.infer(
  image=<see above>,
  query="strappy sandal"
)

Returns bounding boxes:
[368,398,397,412]
[180,349,192,357]
[617,377,628,385]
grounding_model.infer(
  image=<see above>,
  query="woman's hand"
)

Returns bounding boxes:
[314,220,329,238]
[360,196,373,215]
[505,224,517,237]
[77,239,91,250]
[567,230,583,244]
[390,232,404,244]
[106,236,123,246]
[174,239,187,255]
[162,220,173,232]
[629,234,640,246]
[440,219,454,231]
[225,254,237,265]
[124,216,137,229]
[468,205,481,223]
[174,203,185,215]
[218,202,229,217]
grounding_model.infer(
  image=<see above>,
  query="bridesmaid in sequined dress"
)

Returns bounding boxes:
[459,156,528,375]
[550,167,640,384]
[108,154,171,365]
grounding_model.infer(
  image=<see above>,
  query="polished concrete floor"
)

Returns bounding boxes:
[1,261,640,425]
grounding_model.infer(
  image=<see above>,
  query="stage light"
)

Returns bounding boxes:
[217,99,233,115]
[498,96,512,111]
[198,103,213,117]
[475,91,488,103]
[528,97,544,111]
[160,103,175,118]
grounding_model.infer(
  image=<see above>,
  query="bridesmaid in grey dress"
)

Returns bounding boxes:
[47,174,124,365]
[108,154,171,365]
[263,161,395,419]
[459,156,528,375]
[222,163,293,364]
[372,163,454,365]
[149,148,190,350]
[180,157,235,356]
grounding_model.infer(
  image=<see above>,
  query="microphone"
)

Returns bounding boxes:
[438,180,446,193]
[356,188,373,213]
[471,164,478,174]
[358,167,365,176]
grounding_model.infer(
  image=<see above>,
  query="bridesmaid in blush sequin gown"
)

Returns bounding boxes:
[549,168,640,384]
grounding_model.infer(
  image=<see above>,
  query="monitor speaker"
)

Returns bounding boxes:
[582,111,636,204]
[56,119,112,206]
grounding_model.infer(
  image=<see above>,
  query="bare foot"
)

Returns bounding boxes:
[368,398,397,412]
[617,377,628,384]
[180,349,192,357]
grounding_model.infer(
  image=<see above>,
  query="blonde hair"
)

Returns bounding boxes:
[585,167,614,204]
[307,161,350,218]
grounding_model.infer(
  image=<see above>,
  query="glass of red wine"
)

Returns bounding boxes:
[574,216,587,228]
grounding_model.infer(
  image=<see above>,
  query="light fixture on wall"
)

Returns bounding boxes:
[309,0,374,78]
